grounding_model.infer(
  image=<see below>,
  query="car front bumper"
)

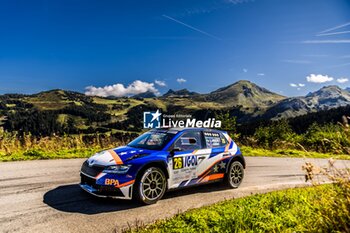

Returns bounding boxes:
[80,172,133,200]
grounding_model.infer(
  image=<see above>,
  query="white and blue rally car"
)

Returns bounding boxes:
[80,128,245,204]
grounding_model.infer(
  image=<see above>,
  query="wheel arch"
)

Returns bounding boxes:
[225,154,246,174]
[135,161,169,181]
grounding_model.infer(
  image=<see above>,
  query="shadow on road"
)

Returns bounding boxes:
[43,184,142,214]
[43,182,227,215]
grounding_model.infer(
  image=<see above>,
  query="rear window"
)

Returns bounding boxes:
[204,131,227,148]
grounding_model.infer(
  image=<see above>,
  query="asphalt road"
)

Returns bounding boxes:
[0,157,349,233]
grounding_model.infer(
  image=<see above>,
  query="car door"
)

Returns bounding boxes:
[195,131,230,183]
[167,130,211,189]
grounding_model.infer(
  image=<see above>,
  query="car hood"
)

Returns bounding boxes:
[87,146,155,166]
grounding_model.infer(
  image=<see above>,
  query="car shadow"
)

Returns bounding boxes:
[43,182,228,215]
[43,184,142,214]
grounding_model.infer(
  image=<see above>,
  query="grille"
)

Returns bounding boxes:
[80,173,124,197]
[81,173,97,187]
[99,186,124,196]
[81,160,105,177]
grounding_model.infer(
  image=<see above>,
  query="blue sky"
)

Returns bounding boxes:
[0,0,350,96]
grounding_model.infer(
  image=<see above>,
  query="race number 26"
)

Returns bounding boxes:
[173,157,183,170]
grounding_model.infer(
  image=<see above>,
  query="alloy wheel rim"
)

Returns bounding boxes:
[230,164,243,185]
[141,169,165,200]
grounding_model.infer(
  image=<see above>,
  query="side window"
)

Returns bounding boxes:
[220,133,228,146]
[173,131,202,151]
[204,131,227,148]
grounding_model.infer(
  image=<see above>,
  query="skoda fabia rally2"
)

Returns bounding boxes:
[80,128,245,204]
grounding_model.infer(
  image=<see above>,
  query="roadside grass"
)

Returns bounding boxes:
[241,146,350,160]
[0,148,100,161]
[127,184,349,233]
[0,145,349,162]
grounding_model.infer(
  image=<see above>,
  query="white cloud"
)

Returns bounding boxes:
[337,78,349,83]
[317,30,350,37]
[302,40,350,44]
[291,83,305,88]
[176,78,187,84]
[243,68,248,73]
[85,80,159,97]
[282,59,312,64]
[302,54,328,58]
[327,63,350,69]
[306,74,334,83]
[319,21,350,34]
[257,73,265,76]
[155,80,166,87]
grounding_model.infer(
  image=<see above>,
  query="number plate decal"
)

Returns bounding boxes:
[173,157,183,170]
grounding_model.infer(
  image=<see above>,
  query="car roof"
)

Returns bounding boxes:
[150,127,225,134]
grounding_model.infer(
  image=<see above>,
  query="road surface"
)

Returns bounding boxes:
[0,157,349,233]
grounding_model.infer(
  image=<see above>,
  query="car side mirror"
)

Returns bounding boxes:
[170,147,182,156]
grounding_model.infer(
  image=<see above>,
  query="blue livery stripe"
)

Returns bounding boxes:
[229,141,234,149]
[208,147,225,158]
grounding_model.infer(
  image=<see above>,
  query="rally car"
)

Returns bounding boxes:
[80,128,245,204]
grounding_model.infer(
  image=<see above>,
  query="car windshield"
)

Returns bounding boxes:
[127,131,176,150]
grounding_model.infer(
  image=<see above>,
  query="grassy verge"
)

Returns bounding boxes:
[241,146,350,160]
[128,184,349,233]
[0,148,101,161]
[0,146,349,162]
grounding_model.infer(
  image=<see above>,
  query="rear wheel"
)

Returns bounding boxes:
[133,167,167,205]
[224,161,244,188]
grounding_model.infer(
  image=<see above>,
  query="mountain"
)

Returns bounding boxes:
[162,89,199,97]
[133,91,156,98]
[205,80,286,108]
[0,89,96,110]
[2,81,350,136]
[345,87,350,92]
[263,85,350,119]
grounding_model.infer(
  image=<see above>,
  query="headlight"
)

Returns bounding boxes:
[104,165,131,174]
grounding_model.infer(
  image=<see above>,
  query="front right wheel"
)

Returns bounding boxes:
[133,167,167,205]
[224,161,244,188]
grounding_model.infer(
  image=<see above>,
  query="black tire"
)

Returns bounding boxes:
[133,167,167,205]
[224,161,244,188]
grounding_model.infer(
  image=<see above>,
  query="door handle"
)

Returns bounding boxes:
[198,156,206,160]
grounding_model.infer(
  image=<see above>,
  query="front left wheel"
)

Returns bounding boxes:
[133,167,167,205]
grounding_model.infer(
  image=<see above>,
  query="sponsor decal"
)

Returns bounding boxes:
[204,132,220,137]
[173,155,198,170]
[104,178,119,186]
[143,109,221,129]
[204,131,223,148]
[184,155,198,167]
